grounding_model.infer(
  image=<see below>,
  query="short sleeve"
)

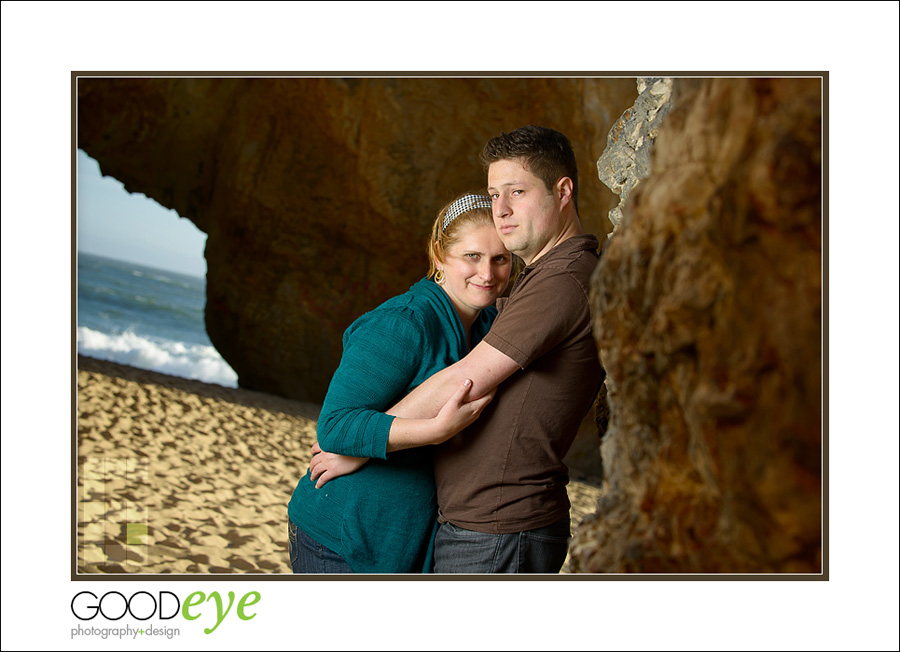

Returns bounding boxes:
[483,269,591,369]
[315,309,426,460]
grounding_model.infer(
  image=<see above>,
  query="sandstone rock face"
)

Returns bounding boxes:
[570,78,822,573]
[78,77,635,401]
[596,77,673,231]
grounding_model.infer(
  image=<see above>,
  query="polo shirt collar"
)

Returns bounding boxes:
[525,233,600,271]
[499,234,600,308]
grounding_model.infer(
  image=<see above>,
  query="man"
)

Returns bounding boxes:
[386,125,604,573]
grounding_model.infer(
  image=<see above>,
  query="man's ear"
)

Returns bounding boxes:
[556,176,574,208]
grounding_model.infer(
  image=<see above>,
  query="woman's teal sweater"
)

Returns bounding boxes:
[287,278,495,573]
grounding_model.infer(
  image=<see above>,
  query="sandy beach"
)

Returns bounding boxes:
[76,355,603,575]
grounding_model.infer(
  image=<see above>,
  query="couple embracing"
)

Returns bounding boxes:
[287,125,603,574]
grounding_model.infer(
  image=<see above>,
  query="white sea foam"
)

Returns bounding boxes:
[77,326,238,388]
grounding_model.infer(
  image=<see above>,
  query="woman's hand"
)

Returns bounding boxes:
[384,380,497,453]
[432,379,495,444]
[309,441,369,489]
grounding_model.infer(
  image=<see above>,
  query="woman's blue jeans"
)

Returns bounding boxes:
[288,519,353,574]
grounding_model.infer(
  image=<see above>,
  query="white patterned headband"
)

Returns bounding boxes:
[441,194,493,232]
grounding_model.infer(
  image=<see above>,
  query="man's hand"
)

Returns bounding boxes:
[309,441,369,489]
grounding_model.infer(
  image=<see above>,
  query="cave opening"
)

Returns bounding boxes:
[76,149,236,386]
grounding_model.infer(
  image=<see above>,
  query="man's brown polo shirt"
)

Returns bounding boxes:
[434,234,603,534]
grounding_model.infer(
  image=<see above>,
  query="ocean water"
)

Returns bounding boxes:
[77,252,238,387]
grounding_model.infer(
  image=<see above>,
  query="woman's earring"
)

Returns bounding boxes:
[434,270,444,284]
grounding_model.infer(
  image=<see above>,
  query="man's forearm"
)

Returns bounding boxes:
[386,340,521,420]
[386,364,468,420]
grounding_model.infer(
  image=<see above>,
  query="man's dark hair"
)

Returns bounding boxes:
[481,125,579,210]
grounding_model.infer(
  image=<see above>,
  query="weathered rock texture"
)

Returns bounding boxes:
[570,78,822,573]
[78,78,636,402]
[596,77,673,231]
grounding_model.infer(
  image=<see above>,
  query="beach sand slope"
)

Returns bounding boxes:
[76,355,602,574]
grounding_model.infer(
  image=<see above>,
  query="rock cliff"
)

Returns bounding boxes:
[596,77,673,231]
[570,78,823,572]
[77,77,636,401]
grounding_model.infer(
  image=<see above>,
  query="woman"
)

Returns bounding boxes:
[287,192,513,573]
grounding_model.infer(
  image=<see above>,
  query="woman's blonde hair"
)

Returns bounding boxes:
[426,192,495,279]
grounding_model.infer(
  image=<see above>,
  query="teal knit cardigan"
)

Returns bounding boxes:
[288,278,495,573]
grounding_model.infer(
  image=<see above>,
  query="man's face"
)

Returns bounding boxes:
[487,158,562,264]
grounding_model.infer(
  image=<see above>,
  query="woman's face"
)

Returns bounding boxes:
[436,222,512,325]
